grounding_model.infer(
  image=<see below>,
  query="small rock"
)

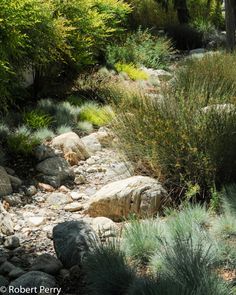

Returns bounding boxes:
[9,267,26,279]
[91,217,119,239]
[27,216,45,227]
[30,254,63,275]
[26,185,37,196]
[38,183,54,192]
[4,236,20,250]
[59,185,70,193]
[46,192,72,206]
[0,261,15,275]
[0,203,14,236]
[8,175,22,190]
[86,167,98,173]
[34,144,56,161]
[5,167,15,175]
[74,175,86,185]
[0,166,12,197]
[2,194,22,206]
[64,202,83,212]
[81,133,102,154]
[69,192,84,201]
[0,275,9,288]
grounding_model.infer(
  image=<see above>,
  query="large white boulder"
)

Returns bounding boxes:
[51,132,90,161]
[86,176,166,221]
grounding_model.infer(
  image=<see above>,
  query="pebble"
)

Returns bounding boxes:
[64,202,83,212]
[38,183,54,192]
[69,192,83,200]
[74,175,86,184]
[4,235,20,250]
[26,185,37,196]
[27,216,45,227]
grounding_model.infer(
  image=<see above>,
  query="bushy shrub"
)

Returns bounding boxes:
[84,243,135,295]
[56,125,73,135]
[175,52,236,100]
[77,121,94,133]
[23,110,53,130]
[111,55,236,197]
[79,103,114,127]
[122,218,164,263]
[106,29,174,69]
[115,63,148,81]
[7,126,40,155]
[33,128,55,142]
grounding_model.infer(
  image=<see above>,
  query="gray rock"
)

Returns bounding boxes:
[2,194,22,206]
[0,203,14,235]
[25,186,37,197]
[8,175,22,190]
[190,48,206,55]
[81,134,102,154]
[34,145,57,161]
[7,271,57,295]
[36,157,75,188]
[0,275,9,287]
[52,132,90,160]
[0,166,12,197]
[0,261,15,275]
[53,221,99,268]
[4,236,20,250]
[30,254,62,275]
[86,176,167,221]
[46,193,72,206]
[9,267,26,279]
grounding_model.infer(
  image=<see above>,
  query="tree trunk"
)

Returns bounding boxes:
[225,0,236,51]
[175,0,190,24]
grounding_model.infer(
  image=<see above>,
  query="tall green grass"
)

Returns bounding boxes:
[110,53,236,198]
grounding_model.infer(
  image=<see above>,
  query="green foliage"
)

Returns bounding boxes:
[7,126,40,155]
[23,110,53,130]
[33,128,55,142]
[111,53,236,197]
[56,125,73,135]
[175,52,236,100]
[222,184,236,215]
[0,123,10,144]
[106,29,174,69]
[122,218,164,263]
[115,63,148,81]
[77,121,94,133]
[80,103,114,127]
[84,243,135,295]
[52,0,131,67]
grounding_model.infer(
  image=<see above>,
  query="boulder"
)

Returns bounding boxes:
[30,254,62,275]
[53,221,99,269]
[86,176,166,221]
[81,134,102,153]
[36,156,75,188]
[0,203,14,235]
[0,167,12,197]
[7,271,57,295]
[34,145,61,162]
[8,175,22,190]
[52,132,90,161]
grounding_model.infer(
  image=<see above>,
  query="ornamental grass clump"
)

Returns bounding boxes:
[110,56,236,198]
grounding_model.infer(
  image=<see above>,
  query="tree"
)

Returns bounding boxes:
[155,0,190,24]
[225,0,236,51]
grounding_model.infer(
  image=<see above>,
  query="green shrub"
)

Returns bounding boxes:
[23,110,53,130]
[122,218,165,263]
[222,184,236,215]
[175,52,236,100]
[56,125,73,135]
[84,243,135,295]
[33,128,55,142]
[115,63,148,81]
[111,63,236,197]
[212,215,236,239]
[80,103,114,127]
[106,29,174,70]
[77,121,94,133]
[7,126,40,155]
